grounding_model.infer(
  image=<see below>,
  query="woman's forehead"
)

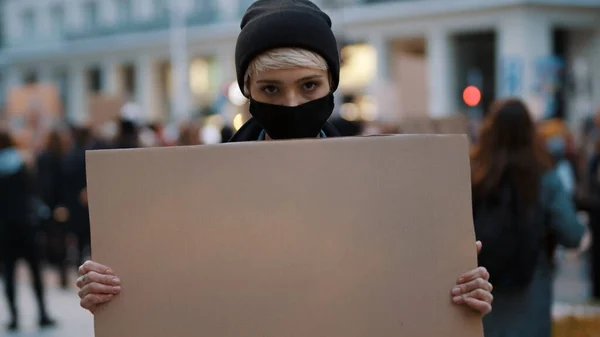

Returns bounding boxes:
[252,67,328,82]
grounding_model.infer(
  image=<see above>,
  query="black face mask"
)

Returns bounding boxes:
[249,94,335,140]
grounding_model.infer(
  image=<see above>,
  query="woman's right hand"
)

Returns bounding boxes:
[77,260,121,314]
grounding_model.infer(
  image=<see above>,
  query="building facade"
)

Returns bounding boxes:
[0,0,599,130]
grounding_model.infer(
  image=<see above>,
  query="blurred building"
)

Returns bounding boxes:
[0,0,599,130]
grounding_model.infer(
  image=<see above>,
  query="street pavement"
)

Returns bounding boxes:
[0,247,596,336]
[0,267,93,337]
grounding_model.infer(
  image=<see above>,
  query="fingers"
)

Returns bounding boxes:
[78,280,121,299]
[452,287,493,304]
[462,288,493,303]
[452,268,494,316]
[476,241,482,255]
[457,266,489,284]
[76,260,121,315]
[463,297,492,315]
[76,271,121,289]
[452,277,493,296]
[452,289,493,315]
[79,260,114,277]
[80,294,115,313]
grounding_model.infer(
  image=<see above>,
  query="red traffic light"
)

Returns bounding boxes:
[463,86,482,107]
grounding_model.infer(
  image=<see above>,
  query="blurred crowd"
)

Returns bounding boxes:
[0,105,369,328]
[1,99,600,335]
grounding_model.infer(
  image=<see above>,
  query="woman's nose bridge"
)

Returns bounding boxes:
[282,90,300,107]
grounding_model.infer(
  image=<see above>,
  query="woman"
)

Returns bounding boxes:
[76,0,493,317]
[0,129,56,331]
[471,99,585,337]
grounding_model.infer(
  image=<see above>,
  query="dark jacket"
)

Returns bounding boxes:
[482,170,584,337]
[229,118,341,142]
[36,151,64,210]
[0,148,37,225]
[61,145,89,236]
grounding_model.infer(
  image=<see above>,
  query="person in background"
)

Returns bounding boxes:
[114,119,140,149]
[148,122,170,147]
[61,126,94,269]
[471,99,585,337]
[36,127,70,289]
[75,0,493,318]
[546,135,577,196]
[0,128,56,331]
[178,121,203,146]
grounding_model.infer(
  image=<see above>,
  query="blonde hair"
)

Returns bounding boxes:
[244,48,329,96]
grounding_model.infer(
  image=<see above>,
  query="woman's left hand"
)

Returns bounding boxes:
[451,241,493,316]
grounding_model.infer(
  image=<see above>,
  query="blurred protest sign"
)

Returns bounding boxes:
[88,94,126,130]
[399,117,437,134]
[5,83,62,120]
[435,114,470,135]
[399,114,468,135]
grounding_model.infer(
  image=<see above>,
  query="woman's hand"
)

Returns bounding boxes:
[77,260,121,314]
[451,241,493,316]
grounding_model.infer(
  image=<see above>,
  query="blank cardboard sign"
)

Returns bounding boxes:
[86,135,483,337]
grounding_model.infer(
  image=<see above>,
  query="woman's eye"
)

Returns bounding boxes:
[261,86,278,95]
[302,82,318,91]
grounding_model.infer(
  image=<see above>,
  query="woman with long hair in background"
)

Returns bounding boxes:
[471,99,585,337]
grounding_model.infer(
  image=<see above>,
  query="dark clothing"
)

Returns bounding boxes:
[0,151,38,226]
[62,146,88,236]
[36,151,64,210]
[588,155,600,298]
[482,170,584,337]
[229,118,340,142]
[61,145,91,266]
[36,151,68,286]
[1,221,48,321]
[0,148,51,325]
[114,135,139,149]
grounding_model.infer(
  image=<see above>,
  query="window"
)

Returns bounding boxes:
[122,64,136,97]
[21,9,36,39]
[50,5,66,36]
[54,69,69,113]
[23,71,38,85]
[87,67,103,93]
[117,0,133,24]
[83,1,100,29]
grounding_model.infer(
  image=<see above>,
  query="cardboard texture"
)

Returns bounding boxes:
[86,135,483,337]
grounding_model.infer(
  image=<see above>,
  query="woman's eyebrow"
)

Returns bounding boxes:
[256,79,282,84]
[295,75,324,83]
[255,74,324,85]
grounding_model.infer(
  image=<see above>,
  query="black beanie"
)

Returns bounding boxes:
[235,0,340,96]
